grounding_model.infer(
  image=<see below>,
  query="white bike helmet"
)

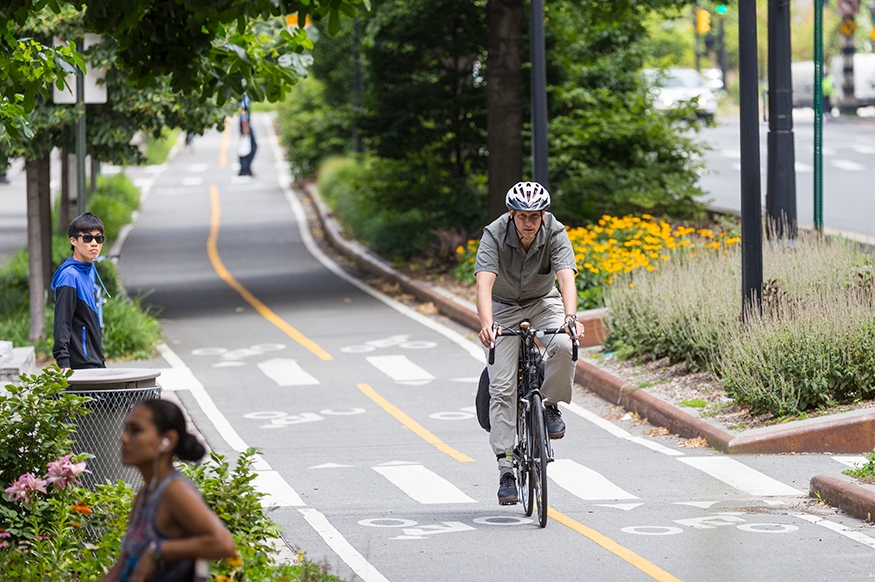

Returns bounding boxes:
[505,181,550,211]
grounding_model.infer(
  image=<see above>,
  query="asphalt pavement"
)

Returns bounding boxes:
[3,114,875,579]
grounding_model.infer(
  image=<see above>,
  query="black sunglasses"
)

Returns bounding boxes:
[76,233,105,244]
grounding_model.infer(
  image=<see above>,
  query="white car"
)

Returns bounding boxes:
[644,68,719,119]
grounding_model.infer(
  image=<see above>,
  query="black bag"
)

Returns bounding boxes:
[476,367,491,431]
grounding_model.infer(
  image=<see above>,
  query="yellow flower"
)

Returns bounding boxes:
[71,503,92,515]
[215,576,233,582]
[226,553,243,567]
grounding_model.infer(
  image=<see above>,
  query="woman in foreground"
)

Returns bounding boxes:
[101,399,236,582]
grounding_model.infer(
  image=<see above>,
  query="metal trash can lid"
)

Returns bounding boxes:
[66,368,161,391]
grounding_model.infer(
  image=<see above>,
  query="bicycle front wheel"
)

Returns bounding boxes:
[530,393,549,528]
[517,401,533,517]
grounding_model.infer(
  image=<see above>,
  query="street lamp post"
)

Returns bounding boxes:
[530,0,549,190]
[766,0,797,239]
[738,0,763,320]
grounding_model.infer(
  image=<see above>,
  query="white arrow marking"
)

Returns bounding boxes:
[674,501,720,509]
[550,459,639,500]
[310,463,354,469]
[378,460,420,466]
[373,465,476,504]
[678,457,803,496]
[366,355,434,383]
[395,521,475,539]
[595,503,644,511]
[264,413,323,427]
[213,361,246,368]
[182,176,203,186]
[257,358,320,386]
[674,514,746,529]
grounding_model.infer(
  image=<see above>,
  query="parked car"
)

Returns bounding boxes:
[644,68,718,119]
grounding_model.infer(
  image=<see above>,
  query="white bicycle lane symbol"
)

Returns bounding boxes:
[340,334,436,353]
[244,409,366,429]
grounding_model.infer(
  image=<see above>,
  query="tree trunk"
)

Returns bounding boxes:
[486,0,524,222]
[60,149,70,234]
[26,159,46,342]
[38,152,52,296]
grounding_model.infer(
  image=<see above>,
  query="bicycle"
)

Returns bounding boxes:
[488,321,578,528]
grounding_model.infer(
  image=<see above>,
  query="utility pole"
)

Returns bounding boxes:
[530,0,549,189]
[352,18,363,154]
[837,0,860,114]
[814,0,824,232]
[717,4,728,88]
[739,0,763,321]
[766,0,797,239]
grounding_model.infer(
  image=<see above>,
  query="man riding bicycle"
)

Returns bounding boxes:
[475,181,583,505]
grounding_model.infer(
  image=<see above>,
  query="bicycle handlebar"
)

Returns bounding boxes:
[487,325,579,365]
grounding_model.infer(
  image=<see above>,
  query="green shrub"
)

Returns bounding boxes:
[87,174,140,244]
[318,154,485,263]
[276,77,354,179]
[144,127,181,165]
[100,294,162,361]
[604,231,875,417]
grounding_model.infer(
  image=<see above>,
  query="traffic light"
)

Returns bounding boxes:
[696,7,711,35]
[716,4,728,17]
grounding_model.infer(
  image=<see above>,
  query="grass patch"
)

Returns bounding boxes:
[679,398,708,408]
[843,449,875,483]
[605,229,875,418]
[144,127,181,165]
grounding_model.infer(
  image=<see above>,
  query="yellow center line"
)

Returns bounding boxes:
[219,120,231,168]
[548,507,684,582]
[357,383,475,463]
[207,185,332,361]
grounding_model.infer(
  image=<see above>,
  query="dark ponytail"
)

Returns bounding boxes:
[138,399,206,462]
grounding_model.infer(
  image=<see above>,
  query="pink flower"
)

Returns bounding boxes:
[4,473,48,503]
[0,541,8,549]
[45,455,90,490]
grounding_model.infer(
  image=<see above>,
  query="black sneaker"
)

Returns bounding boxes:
[546,405,566,440]
[497,472,518,505]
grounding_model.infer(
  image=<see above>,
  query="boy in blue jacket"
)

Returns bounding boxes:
[51,212,108,370]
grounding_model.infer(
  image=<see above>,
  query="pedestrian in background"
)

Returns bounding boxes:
[822,75,835,118]
[100,399,236,582]
[237,94,257,176]
[51,212,109,371]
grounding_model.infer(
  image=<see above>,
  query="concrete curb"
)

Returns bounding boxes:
[810,474,875,523]
[296,180,875,520]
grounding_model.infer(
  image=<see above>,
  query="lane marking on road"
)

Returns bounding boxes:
[832,456,869,469]
[257,357,320,386]
[560,401,683,456]
[794,513,875,549]
[207,184,332,361]
[373,464,476,504]
[298,508,392,582]
[366,354,435,384]
[548,508,684,582]
[356,383,475,463]
[550,459,639,501]
[831,159,866,171]
[265,126,485,364]
[678,457,803,496]
[156,343,305,508]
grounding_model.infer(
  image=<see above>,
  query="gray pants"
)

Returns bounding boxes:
[487,290,573,469]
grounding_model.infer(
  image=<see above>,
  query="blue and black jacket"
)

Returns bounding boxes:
[51,258,106,369]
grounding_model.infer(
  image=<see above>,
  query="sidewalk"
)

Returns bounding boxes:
[297,179,875,524]
[0,157,29,267]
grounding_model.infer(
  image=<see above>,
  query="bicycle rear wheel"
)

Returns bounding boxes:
[530,393,549,528]
[516,401,533,516]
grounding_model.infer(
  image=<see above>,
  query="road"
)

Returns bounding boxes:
[115,115,875,581]
[698,111,875,239]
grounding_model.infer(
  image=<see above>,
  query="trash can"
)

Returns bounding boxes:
[66,368,161,488]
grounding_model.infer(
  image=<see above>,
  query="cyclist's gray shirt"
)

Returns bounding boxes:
[474,212,577,305]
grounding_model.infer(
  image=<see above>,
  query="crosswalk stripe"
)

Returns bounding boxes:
[366,354,435,383]
[678,457,803,496]
[257,357,320,386]
[550,459,639,500]
[831,159,866,171]
[373,464,476,504]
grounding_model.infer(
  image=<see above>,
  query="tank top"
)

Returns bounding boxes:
[117,470,196,582]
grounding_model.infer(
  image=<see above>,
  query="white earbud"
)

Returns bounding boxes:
[158,437,170,452]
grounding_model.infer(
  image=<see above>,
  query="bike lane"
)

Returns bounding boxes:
[116,116,875,582]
